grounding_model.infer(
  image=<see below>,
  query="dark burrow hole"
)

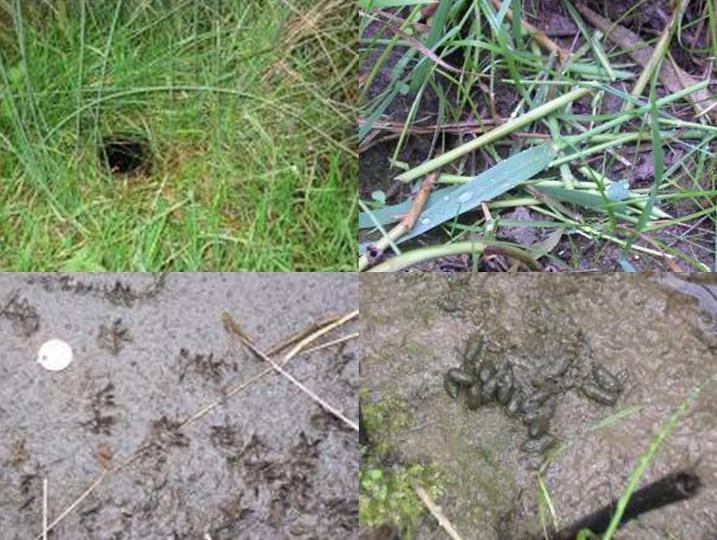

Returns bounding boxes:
[99,134,152,175]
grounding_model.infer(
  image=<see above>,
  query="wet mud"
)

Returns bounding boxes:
[360,274,717,539]
[0,273,358,539]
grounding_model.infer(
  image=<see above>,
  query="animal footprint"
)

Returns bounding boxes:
[97,319,132,354]
[81,383,118,435]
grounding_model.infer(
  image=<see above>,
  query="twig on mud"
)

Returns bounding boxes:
[266,315,342,356]
[179,310,359,429]
[413,483,464,540]
[544,470,701,540]
[281,310,359,363]
[222,312,359,432]
[359,172,439,271]
[37,472,108,539]
[42,478,48,540]
[302,332,359,355]
[35,311,359,538]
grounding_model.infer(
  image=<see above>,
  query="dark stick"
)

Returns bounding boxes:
[546,470,701,540]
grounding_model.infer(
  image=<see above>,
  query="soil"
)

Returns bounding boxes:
[0,273,358,539]
[360,273,717,539]
[359,1,717,271]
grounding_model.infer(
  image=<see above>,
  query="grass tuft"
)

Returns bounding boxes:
[0,0,356,270]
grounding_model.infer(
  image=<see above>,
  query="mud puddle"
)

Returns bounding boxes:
[360,274,717,539]
[0,273,358,539]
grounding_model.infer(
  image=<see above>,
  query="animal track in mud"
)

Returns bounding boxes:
[239,432,321,527]
[130,417,191,499]
[29,273,167,307]
[177,348,236,385]
[0,292,40,336]
[210,418,243,453]
[78,499,131,540]
[329,351,357,379]
[211,498,254,540]
[81,383,118,436]
[211,492,256,539]
[19,473,39,511]
[5,438,29,469]
[150,416,190,449]
[98,319,132,354]
[269,433,321,526]
[211,429,326,530]
[224,433,265,470]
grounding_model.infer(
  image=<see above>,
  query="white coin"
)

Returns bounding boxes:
[37,339,74,372]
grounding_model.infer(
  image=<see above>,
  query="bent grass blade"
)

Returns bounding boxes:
[359,143,556,252]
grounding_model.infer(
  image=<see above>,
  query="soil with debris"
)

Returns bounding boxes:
[0,273,358,539]
[360,273,717,539]
[360,0,716,271]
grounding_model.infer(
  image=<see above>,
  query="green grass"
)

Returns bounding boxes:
[359,457,443,539]
[359,0,717,271]
[0,0,356,270]
[535,378,712,540]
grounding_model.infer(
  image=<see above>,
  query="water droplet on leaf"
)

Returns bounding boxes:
[606,180,630,201]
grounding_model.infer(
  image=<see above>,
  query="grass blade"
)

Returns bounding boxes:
[395,86,591,183]
[361,143,556,248]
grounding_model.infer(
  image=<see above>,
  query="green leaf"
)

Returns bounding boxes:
[371,190,387,205]
[535,185,618,209]
[618,257,637,272]
[408,0,455,93]
[528,227,563,260]
[359,144,556,249]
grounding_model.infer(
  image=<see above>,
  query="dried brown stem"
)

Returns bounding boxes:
[413,483,464,540]
[222,312,358,431]
[359,171,439,271]
[41,478,48,540]
[576,2,717,121]
[489,0,572,62]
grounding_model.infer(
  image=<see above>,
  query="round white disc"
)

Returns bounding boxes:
[37,339,74,372]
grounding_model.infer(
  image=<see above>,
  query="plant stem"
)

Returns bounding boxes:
[395,86,593,183]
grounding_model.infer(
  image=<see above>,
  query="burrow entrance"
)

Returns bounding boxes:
[99,134,152,175]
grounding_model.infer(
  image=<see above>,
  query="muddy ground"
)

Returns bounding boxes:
[0,273,358,539]
[360,274,717,539]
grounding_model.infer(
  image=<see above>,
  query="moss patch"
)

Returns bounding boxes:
[360,392,445,537]
[360,390,413,456]
[359,457,443,539]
